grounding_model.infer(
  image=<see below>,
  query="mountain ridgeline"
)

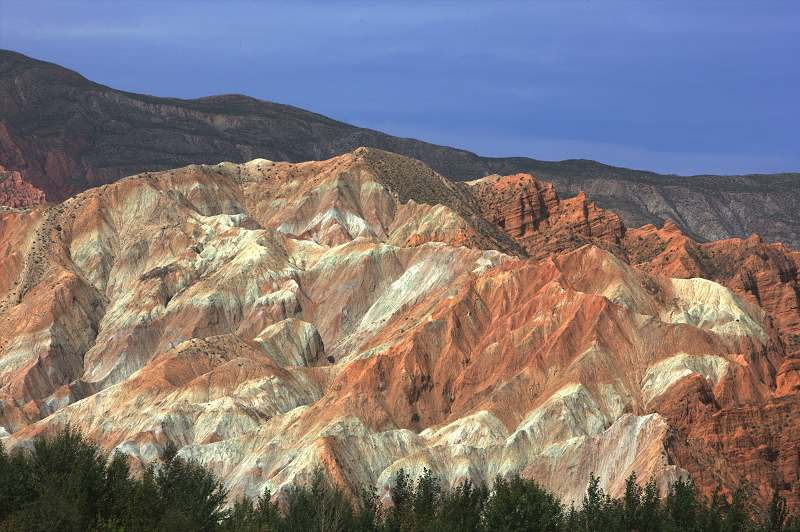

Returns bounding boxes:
[1,49,799,246]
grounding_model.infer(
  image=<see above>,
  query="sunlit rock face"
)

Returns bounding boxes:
[625,222,800,356]
[0,148,797,509]
[468,173,626,259]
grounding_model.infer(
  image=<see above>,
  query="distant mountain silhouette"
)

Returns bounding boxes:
[1,49,798,246]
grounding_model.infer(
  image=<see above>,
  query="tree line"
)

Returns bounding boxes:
[0,427,797,531]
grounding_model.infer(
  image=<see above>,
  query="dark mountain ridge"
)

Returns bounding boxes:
[1,49,798,246]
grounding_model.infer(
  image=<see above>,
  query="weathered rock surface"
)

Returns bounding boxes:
[0,148,797,511]
[0,166,45,209]
[468,173,625,259]
[2,49,799,246]
[625,222,800,360]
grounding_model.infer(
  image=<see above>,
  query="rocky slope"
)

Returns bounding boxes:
[468,173,626,259]
[0,148,797,511]
[2,49,799,246]
[0,166,45,209]
[471,171,800,506]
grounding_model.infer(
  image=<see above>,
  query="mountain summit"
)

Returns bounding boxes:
[1,49,799,246]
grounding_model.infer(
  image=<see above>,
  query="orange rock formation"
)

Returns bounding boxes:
[0,149,797,510]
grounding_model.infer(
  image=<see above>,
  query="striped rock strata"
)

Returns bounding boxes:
[0,148,797,509]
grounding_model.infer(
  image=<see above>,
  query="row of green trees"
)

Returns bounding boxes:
[0,428,797,531]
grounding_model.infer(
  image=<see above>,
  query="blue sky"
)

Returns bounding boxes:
[1,1,798,175]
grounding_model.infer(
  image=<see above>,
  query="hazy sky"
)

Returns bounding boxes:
[1,1,798,174]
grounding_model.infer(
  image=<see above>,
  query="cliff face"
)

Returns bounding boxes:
[1,148,797,509]
[1,49,799,246]
[0,166,45,209]
[468,173,626,259]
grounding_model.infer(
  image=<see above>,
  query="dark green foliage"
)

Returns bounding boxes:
[150,446,228,530]
[766,490,789,532]
[666,477,701,531]
[384,468,445,531]
[0,427,226,531]
[0,440,35,525]
[385,468,412,531]
[411,468,441,527]
[438,479,487,532]
[640,476,663,532]
[483,475,564,531]
[280,469,357,531]
[220,487,281,532]
[622,472,643,530]
[352,487,384,532]
[2,426,109,531]
[1,428,800,531]
[581,473,614,532]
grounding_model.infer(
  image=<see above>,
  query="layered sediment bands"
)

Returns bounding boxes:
[627,224,800,322]
[0,149,798,510]
[241,149,524,256]
[624,222,800,390]
[468,173,625,258]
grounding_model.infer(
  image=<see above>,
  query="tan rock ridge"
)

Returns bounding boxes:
[0,148,797,510]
